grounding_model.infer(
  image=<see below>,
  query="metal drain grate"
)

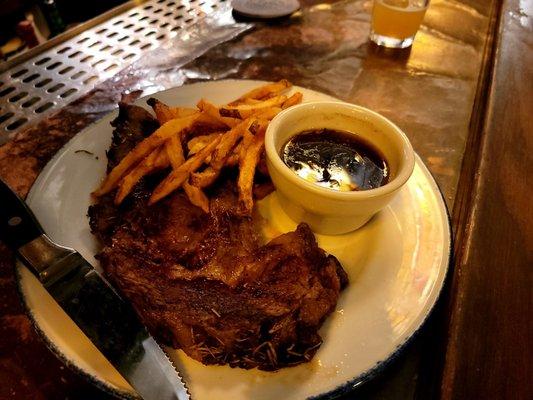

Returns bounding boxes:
[0,0,227,139]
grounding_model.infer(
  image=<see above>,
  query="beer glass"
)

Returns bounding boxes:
[370,0,430,49]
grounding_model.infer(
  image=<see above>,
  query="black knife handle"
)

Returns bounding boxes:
[0,179,44,250]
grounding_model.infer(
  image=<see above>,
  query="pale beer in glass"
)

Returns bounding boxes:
[370,0,429,48]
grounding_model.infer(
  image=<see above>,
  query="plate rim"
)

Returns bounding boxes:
[14,270,137,399]
[311,158,453,400]
[15,79,452,400]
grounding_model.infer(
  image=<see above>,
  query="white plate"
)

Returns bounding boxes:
[18,80,450,400]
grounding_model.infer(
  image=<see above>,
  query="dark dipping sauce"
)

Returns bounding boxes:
[282,129,389,191]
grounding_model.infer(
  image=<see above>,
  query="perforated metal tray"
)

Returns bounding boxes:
[0,0,227,140]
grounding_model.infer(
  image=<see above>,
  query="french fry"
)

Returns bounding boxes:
[248,118,270,141]
[147,98,197,123]
[176,108,198,117]
[94,114,199,196]
[165,134,185,170]
[154,146,170,168]
[220,95,287,119]
[195,112,234,130]
[183,179,209,213]
[282,92,303,109]
[227,96,287,112]
[189,120,253,187]
[217,108,240,119]
[226,141,244,167]
[237,132,265,215]
[192,124,251,186]
[239,129,254,160]
[210,118,255,170]
[241,98,262,105]
[197,99,240,127]
[190,167,218,188]
[114,147,169,205]
[147,98,176,123]
[229,79,292,105]
[226,153,239,167]
[187,133,222,155]
[149,135,222,204]
[252,106,282,121]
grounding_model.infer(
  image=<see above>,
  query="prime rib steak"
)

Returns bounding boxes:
[88,102,348,371]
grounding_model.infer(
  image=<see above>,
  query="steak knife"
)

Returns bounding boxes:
[0,179,190,400]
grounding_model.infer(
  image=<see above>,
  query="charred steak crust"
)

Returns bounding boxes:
[89,103,348,371]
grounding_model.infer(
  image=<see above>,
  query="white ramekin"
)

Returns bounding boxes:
[265,101,415,235]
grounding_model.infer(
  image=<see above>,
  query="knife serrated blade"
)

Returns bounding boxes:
[0,179,190,400]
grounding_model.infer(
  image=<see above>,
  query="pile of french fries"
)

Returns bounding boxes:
[92,80,303,215]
